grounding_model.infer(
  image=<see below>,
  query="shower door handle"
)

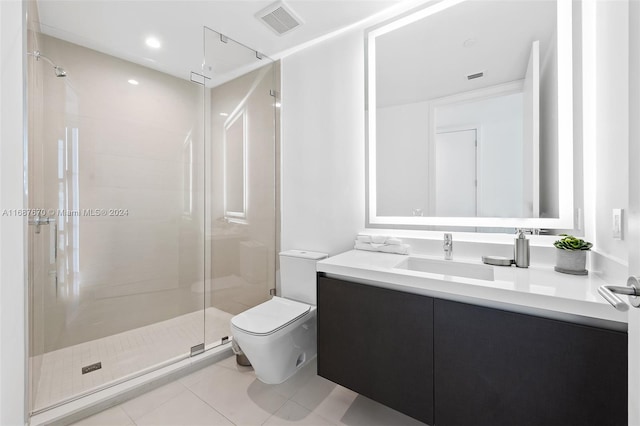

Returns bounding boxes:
[29,215,55,234]
[27,215,56,262]
[49,221,57,264]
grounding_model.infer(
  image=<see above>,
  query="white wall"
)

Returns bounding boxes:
[593,0,629,264]
[627,1,639,423]
[281,31,365,256]
[0,0,26,424]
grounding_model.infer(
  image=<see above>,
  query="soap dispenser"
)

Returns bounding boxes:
[514,229,530,268]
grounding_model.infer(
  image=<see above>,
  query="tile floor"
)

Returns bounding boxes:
[70,356,427,426]
[33,307,234,412]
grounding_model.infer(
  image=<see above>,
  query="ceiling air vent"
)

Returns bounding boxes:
[257,1,303,36]
[467,71,485,80]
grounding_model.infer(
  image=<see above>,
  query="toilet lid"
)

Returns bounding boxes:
[231,296,311,335]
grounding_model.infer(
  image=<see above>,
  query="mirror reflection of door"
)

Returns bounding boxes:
[434,128,477,217]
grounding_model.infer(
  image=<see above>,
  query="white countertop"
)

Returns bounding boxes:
[316,250,628,327]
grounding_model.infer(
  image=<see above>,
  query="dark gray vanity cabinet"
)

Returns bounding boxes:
[434,299,627,426]
[317,274,628,426]
[317,274,435,425]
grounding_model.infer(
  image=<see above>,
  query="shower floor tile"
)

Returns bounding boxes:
[32,307,233,413]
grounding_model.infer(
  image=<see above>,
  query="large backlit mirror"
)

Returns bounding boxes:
[366,0,574,230]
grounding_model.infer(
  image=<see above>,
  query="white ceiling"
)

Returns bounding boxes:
[35,0,405,85]
[375,0,557,107]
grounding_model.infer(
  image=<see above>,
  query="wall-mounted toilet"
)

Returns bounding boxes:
[230,250,328,384]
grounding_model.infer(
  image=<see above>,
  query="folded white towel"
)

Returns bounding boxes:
[385,238,403,246]
[356,234,405,249]
[378,244,410,255]
[354,241,410,255]
[356,235,372,243]
[357,234,403,245]
[371,235,388,244]
[354,241,378,252]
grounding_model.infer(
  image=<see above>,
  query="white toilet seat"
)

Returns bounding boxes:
[231,296,311,336]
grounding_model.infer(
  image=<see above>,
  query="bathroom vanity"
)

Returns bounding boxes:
[316,250,628,426]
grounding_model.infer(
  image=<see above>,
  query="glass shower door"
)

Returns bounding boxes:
[27,21,207,413]
[202,28,278,348]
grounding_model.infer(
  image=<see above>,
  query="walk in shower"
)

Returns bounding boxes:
[26,2,278,415]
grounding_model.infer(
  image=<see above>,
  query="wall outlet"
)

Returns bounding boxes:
[612,208,623,240]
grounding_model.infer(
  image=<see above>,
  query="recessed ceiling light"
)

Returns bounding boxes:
[128,79,139,85]
[219,112,229,117]
[145,36,161,49]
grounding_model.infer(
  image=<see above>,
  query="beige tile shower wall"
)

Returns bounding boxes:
[36,35,205,352]
[209,64,276,315]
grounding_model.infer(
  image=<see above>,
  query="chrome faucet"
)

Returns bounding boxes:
[443,233,453,260]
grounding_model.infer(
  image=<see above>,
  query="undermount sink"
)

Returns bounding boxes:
[394,256,495,281]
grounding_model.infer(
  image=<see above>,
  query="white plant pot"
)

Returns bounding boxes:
[555,249,588,275]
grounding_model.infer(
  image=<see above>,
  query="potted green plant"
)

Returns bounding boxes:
[553,234,593,275]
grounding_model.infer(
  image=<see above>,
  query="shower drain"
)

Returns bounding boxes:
[81,362,102,375]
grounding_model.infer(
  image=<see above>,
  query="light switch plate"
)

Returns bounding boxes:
[612,208,623,240]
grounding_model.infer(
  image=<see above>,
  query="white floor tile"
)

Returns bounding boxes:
[293,381,358,425]
[67,354,430,426]
[335,395,427,426]
[290,374,347,412]
[134,390,233,426]
[186,365,288,425]
[177,362,224,389]
[71,406,134,426]
[120,380,187,421]
[264,400,337,426]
